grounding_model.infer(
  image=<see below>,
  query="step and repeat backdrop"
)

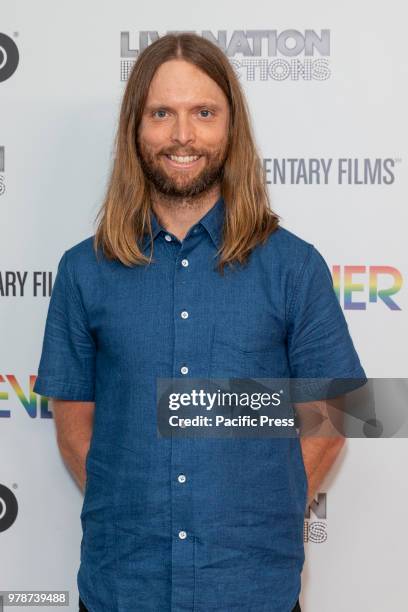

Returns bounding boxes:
[1,1,407,611]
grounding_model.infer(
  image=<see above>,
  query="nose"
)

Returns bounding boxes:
[170,112,195,146]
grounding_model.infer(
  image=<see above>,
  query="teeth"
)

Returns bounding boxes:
[169,155,200,163]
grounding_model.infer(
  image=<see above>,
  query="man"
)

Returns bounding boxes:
[33,33,366,612]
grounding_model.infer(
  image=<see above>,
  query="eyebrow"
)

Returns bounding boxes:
[144,102,222,113]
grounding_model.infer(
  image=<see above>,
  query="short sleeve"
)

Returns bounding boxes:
[33,251,96,401]
[287,245,367,400]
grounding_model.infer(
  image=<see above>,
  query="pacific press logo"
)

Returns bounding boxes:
[120,29,331,82]
[0,33,19,83]
[0,484,18,533]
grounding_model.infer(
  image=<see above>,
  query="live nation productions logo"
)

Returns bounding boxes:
[0,484,18,533]
[0,33,19,83]
[120,29,331,82]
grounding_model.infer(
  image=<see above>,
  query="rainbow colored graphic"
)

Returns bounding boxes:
[332,266,403,310]
[0,375,52,418]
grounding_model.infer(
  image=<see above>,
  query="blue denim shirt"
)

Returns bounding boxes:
[33,196,366,611]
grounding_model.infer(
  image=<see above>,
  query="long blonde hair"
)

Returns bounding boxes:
[94,33,280,274]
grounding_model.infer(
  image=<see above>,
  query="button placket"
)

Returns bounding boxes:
[170,238,199,610]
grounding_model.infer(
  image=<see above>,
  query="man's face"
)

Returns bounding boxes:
[137,59,230,199]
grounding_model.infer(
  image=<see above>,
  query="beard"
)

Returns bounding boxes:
[136,138,228,199]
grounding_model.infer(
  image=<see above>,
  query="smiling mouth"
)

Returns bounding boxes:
[163,154,203,169]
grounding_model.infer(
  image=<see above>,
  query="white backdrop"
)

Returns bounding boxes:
[1,1,407,610]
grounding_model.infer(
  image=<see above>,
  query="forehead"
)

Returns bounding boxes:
[146,59,228,106]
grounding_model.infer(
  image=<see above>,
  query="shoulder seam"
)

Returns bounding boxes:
[286,243,315,323]
[62,250,94,335]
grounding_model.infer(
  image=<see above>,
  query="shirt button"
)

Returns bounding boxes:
[164,234,172,241]
[178,474,186,483]
[181,310,189,319]
[181,259,189,267]
[178,530,187,539]
[180,366,189,375]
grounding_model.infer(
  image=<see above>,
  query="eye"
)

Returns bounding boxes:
[153,109,168,119]
[198,109,213,118]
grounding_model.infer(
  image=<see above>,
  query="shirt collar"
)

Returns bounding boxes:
[142,196,225,253]
[198,195,225,250]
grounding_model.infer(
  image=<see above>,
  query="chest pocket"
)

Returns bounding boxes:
[209,322,279,378]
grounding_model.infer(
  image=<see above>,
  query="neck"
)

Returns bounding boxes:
[150,183,221,242]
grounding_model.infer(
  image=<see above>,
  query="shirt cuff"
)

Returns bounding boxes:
[33,377,95,401]
[290,367,367,403]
